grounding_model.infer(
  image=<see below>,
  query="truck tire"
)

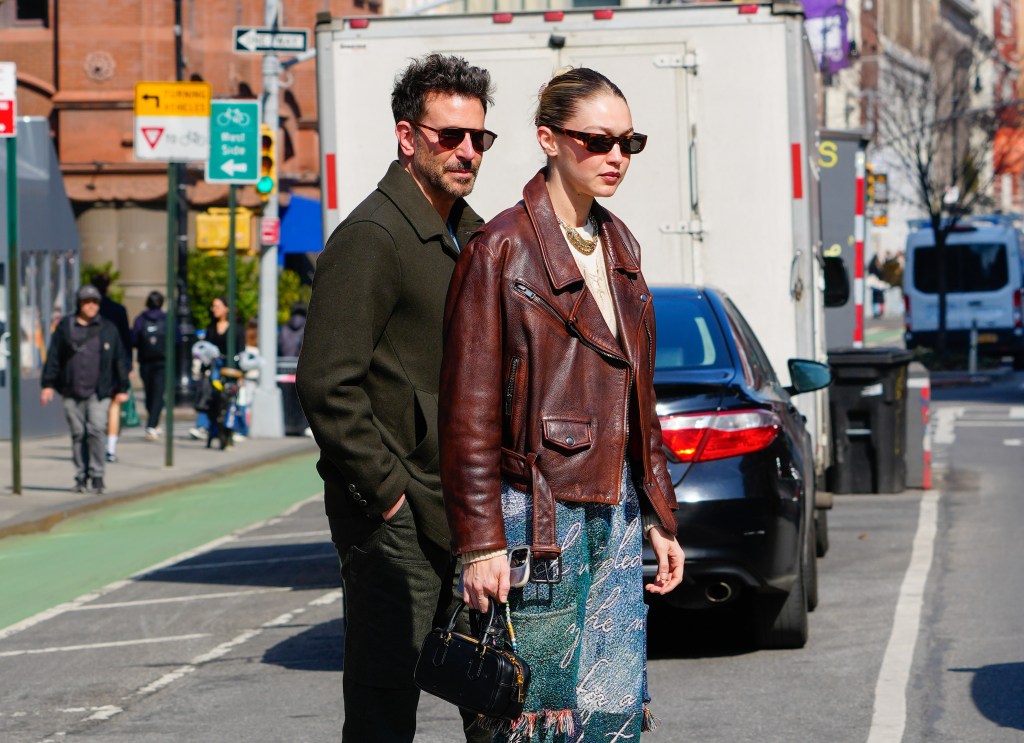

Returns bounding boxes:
[754,558,809,650]
[815,508,830,557]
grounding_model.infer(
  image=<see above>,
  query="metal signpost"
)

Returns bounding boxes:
[134,81,212,466]
[207,100,260,365]
[1,61,20,494]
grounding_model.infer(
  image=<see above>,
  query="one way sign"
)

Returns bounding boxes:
[233,26,309,54]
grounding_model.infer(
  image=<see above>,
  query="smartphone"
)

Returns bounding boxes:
[508,546,531,588]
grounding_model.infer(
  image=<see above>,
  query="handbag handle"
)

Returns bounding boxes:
[443,600,503,646]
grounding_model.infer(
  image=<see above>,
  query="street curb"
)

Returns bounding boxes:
[0,441,320,541]
[928,365,1014,388]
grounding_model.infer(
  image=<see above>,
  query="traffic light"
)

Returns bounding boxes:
[256,125,276,201]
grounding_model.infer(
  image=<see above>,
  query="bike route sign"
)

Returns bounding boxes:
[134,81,211,162]
[206,100,261,184]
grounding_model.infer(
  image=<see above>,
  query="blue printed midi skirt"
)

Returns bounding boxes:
[492,463,654,743]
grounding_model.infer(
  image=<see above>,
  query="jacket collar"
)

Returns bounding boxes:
[521,169,639,291]
[378,160,483,256]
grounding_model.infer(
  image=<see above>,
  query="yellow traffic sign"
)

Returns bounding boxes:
[134,82,211,117]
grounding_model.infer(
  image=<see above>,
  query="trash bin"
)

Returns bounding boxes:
[826,347,914,494]
[277,356,309,436]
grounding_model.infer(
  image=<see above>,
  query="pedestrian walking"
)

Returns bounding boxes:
[91,273,131,463]
[131,291,168,441]
[41,285,130,494]
[277,301,306,358]
[190,296,242,440]
[296,54,496,743]
[440,67,684,741]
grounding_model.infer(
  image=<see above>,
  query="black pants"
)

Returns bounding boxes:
[139,360,166,430]
[331,500,489,743]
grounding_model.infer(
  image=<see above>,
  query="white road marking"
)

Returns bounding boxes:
[932,407,964,445]
[235,530,331,541]
[955,421,1024,428]
[867,492,941,743]
[0,634,209,658]
[0,494,322,642]
[1004,439,1023,447]
[84,705,122,722]
[1009,407,1024,419]
[153,553,332,573]
[69,587,295,610]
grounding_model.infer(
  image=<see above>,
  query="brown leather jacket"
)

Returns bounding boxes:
[439,170,677,558]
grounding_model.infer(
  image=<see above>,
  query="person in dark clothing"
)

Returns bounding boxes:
[277,301,306,358]
[204,296,243,360]
[296,54,494,743]
[92,273,131,462]
[42,285,130,494]
[131,291,168,441]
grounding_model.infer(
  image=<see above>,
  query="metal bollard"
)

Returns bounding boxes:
[968,320,978,375]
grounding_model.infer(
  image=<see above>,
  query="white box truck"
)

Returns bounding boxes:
[315,0,832,479]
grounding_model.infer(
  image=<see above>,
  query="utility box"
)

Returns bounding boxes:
[826,348,914,494]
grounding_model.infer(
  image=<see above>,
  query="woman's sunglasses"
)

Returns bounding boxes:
[555,127,648,155]
[414,122,498,153]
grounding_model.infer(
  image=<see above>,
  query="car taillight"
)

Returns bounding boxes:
[660,409,781,462]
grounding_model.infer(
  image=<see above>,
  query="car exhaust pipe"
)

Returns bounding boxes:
[704,581,734,604]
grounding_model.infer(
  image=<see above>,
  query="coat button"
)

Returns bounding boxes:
[640,293,649,302]
[358,499,367,506]
[566,436,575,446]
[348,483,357,493]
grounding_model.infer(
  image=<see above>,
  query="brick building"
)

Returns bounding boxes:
[0,0,377,317]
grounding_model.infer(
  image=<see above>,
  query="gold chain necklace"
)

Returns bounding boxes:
[557,214,599,256]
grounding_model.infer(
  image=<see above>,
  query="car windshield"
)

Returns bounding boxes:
[913,242,1009,293]
[654,295,731,371]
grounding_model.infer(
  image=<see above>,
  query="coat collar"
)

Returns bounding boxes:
[378,160,483,255]
[521,169,640,291]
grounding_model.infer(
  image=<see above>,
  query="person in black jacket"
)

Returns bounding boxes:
[92,273,132,462]
[41,285,130,494]
[131,291,168,440]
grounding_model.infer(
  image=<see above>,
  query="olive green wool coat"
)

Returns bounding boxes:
[296,161,484,549]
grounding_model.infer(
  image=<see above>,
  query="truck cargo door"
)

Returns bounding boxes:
[560,45,694,285]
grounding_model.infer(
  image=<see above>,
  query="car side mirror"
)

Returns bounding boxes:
[823,256,851,307]
[785,359,832,396]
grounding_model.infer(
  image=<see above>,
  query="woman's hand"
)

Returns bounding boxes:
[645,526,684,595]
[462,554,509,613]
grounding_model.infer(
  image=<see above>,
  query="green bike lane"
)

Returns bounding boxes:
[0,453,323,632]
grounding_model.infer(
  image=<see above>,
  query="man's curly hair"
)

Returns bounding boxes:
[391,54,494,124]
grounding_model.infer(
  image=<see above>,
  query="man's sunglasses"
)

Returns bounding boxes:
[554,127,648,155]
[414,122,497,153]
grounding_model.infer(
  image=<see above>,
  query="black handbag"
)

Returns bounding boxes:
[414,601,531,721]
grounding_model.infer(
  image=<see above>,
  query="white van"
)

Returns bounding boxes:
[904,215,1024,364]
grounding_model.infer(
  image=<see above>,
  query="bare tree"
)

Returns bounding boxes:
[873,27,1023,355]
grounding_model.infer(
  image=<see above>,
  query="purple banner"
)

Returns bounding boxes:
[804,0,851,75]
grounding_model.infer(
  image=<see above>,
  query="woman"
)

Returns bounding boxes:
[439,68,685,741]
[205,296,242,359]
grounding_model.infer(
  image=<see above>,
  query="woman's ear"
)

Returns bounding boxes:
[396,121,416,158]
[537,126,558,158]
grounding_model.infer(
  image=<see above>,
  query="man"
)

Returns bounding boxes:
[130,290,168,440]
[92,273,131,462]
[42,285,130,494]
[296,54,495,742]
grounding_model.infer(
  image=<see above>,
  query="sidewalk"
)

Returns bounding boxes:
[0,405,319,539]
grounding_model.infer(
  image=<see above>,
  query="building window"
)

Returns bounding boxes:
[16,0,49,26]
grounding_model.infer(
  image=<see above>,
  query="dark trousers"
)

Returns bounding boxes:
[331,500,490,743]
[139,361,165,430]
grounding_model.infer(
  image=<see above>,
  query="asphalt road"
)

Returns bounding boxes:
[1,373,1022,742]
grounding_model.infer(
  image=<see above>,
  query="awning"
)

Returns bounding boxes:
[280,193,323,262]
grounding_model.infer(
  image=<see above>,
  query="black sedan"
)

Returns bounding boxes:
[642,287,831,649]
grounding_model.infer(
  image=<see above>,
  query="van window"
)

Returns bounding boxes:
[912,243,1009,293]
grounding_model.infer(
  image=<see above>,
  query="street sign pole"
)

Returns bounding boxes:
[164,164,178,469]
[251,0,284,438]
[227,184,237,366]
[6,135,20,495]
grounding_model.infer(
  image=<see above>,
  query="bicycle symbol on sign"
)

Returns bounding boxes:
[217,107,251,127]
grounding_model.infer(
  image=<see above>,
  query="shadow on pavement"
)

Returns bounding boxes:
[136,542,341,590]
[263,617,345,672]
[951,663,1024,731]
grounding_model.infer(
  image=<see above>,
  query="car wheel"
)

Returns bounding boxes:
[805,522,819,612]
[754,555,809,650]
[815,508,830,558]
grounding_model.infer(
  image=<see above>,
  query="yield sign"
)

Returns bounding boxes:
[141,127,164,148]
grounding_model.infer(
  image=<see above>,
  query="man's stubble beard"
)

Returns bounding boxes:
[413,148,479,201]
